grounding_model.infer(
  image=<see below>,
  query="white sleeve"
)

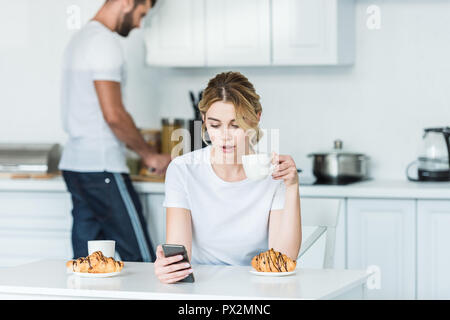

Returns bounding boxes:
[270,181,286,211]
[86,34,124,82]
[163,161,190,210]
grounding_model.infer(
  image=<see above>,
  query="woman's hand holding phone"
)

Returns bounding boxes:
[154,245,194,284]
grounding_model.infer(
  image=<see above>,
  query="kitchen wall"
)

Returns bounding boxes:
[1,0,449,180]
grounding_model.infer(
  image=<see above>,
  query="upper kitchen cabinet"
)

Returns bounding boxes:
[144,0,205,66]
[272,0,355,65]
[205,0,271,66]
[144,0,355,67]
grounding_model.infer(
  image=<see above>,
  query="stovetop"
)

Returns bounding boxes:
[299,178,371,186]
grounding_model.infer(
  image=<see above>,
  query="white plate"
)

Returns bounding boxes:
[249,269,297,277]
[72,271,121,278]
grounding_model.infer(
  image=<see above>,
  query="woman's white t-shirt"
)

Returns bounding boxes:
[162,146,286,266]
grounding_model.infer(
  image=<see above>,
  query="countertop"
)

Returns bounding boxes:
[0,176,165,193]
[0,260,369,300]
[1,176,450,199]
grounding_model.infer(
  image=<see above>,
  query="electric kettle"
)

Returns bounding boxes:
[407,127,450,181]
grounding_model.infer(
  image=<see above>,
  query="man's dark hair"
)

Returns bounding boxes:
[107,0,157,7]
[135,0,157,7]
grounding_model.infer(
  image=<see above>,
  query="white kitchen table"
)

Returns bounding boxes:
[0,260,370,300]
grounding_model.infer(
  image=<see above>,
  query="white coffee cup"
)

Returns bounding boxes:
[242,153,276,180]
[88,240,116,258]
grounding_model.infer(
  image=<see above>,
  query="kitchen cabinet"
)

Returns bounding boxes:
[0,192,73,267]
[144,0,205,66]
[272,0,355,65]
[140,193,166,251]
[205,0,270,66]
[0,190,165,268]
[144,0,355,67]
[417,200,450,299]
[347,199,416,299]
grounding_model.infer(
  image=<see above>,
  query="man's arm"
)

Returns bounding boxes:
[94,80,170,174]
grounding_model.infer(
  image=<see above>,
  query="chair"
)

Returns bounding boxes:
[297,198,341,269]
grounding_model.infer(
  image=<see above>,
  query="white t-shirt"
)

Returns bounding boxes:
[59,20,129,173]
[163,146,286,266]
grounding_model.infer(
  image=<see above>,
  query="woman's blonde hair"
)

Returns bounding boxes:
[198,71,263,146]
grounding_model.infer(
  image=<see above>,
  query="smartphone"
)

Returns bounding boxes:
[161,244,195,283]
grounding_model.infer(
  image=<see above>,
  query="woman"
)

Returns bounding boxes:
[154,72,301,284]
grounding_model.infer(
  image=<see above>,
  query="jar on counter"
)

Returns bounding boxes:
[161,118,188,158]
[141,129,161,154]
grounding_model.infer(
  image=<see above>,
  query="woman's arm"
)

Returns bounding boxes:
[268,154,302,260]
[166,207,193,260]
[154,207,193,284]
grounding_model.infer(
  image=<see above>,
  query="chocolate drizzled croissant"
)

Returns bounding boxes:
[66,251,124,273]
[251,248,296,272]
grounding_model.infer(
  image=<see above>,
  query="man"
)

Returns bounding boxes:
[59,0,170,262]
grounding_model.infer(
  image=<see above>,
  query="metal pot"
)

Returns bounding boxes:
[307,140,370,184]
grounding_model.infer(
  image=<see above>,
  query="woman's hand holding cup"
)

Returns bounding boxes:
[271,153,299,187]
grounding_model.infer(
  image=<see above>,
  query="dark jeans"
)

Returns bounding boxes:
[62,171,156,262]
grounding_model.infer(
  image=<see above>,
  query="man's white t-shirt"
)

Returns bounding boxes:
[59,20,129,173]
[162,146,286,266]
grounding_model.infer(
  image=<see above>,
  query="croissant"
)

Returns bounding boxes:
[66,251,124,273]
[251,248,297,272]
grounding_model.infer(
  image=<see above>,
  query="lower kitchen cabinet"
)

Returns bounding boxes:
[347,199,416,299]
[0,192,73,267]
[140,193,166,253]
[417,200,450,299]
[0,191,166,267]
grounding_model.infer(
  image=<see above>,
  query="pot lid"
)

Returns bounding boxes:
[307,140,369,157]
[424,127,450,134]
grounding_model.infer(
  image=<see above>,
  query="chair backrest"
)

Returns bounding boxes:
[297,198,341,269]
